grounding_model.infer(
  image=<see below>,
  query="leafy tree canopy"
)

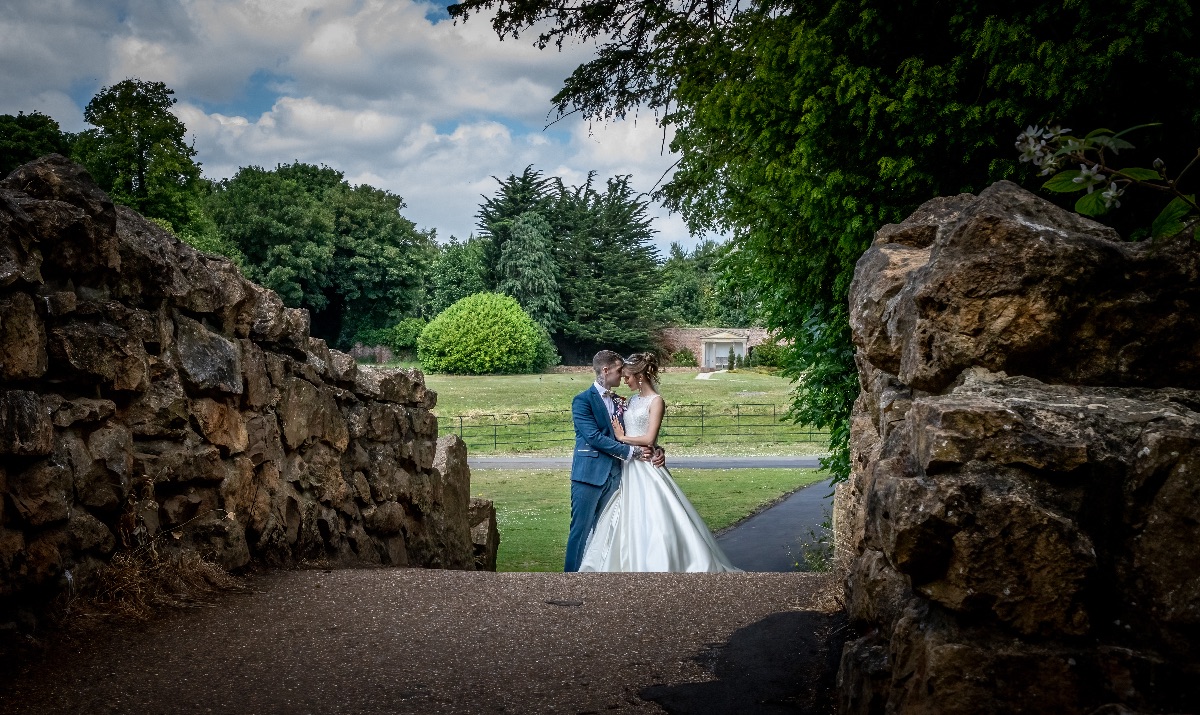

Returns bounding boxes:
[0,111,74,176]
[477,165,555,286]
[426,235,489,317]
[208,162,435,347]
[656,239,760,327]
[474,168,661,361]
[72,79,201,229]
[497,211,566,331]
[452,0,1200,480]
[549,173,660,360]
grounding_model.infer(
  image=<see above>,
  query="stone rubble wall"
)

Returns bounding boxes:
[838,181,1200,714]
[0,156,497,620]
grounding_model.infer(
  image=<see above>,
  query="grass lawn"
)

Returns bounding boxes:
[422,370,827,455]
[471,467,828,572]
[424,370,795,415]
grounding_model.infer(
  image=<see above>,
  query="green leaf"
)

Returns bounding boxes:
[1151,195,1197,239]
[1042,170,1085,193]
[1075,190,1108,217]
[1084,128,1114,139]
[1113,123,1162,139]
[1117,167,1162,181]
[1093,135,1135,153]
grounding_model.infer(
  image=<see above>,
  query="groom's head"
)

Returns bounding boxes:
[592,350,624,388]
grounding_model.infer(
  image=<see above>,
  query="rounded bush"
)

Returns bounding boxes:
[418,293,556,374]
[671,348,698,367]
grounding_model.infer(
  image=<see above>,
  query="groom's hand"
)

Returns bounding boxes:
[651,446,666,468]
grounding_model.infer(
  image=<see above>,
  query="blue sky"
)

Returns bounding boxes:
[0,0,708,251]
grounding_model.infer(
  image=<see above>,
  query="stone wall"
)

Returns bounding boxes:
[0,156,497,620]
[838,181,1200,713]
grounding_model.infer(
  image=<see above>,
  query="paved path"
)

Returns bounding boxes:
[717,480,835,573]
[2,571,844,714]
[468,455,826,470]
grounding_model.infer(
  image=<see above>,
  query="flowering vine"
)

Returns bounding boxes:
[1015,125,1199,239]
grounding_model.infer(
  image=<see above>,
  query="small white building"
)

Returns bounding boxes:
[656,326,772,370]
[701,330,749,369]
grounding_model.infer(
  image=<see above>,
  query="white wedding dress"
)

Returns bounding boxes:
[578,394,741,573]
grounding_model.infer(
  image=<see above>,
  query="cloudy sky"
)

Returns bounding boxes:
[1,0,709,252]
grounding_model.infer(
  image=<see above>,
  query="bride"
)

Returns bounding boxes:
[577,352,741,573]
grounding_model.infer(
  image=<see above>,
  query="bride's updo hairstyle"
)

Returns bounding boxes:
[623,352,660,388]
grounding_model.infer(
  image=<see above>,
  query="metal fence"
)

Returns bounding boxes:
[437,403,828,453]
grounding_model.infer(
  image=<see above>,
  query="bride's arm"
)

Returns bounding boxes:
[609,397,665,446]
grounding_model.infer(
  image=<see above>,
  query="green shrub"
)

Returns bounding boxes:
[671,348,698,367]
[418,293,558,374]
[355,317,428,356]
[750,340,782,368]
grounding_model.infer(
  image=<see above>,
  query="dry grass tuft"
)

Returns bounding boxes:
[70,547,246,621]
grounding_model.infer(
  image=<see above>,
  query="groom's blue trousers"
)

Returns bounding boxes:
[564,472,622,572]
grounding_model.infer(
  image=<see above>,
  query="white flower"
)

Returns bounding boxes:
[1039,156,1063,176]
[1062,138,1087,155]
[1101,183,1124,209]
[1042,125,1071,140]
[1072,164,1106,193]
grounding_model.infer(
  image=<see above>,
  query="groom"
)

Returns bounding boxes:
[564,350,664,572]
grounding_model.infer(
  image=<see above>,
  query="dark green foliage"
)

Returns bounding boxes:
[356,317,428,356]
[174,179,246,265]
[454,0,1200,482]
[665,2,1200,480]
[497,211,565,331]
[671,347,698,367]
[208,162,434,347]
[474,169,661,360]
[0,112,74,176]
[550,174,660,360]
[726,346,736,371]
[72,79,201,230]
[418,293,558,374]
[655,240,761,327]
[749,339,782,368]
[426,235,488,317]
[478,166,555,286]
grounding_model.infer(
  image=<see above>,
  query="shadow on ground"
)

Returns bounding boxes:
[641,610,847,714]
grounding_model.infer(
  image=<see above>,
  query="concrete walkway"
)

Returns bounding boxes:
[717,479,835,573]
[2,571,843,714]
[468,455,826,470]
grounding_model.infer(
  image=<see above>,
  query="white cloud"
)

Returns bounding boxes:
[1,0,711,252]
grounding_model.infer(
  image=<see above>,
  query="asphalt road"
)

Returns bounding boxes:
[716,479,835,573]
[468,455,827,470]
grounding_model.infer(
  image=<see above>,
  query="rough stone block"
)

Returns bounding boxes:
[0,390,52,456]
[175,315,243,395]
[48,321,147,391]
[468,497,499,572]
[0,291,47,380]
[190,397,248,455]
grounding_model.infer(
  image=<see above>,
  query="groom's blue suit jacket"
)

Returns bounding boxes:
[571,387,628,487]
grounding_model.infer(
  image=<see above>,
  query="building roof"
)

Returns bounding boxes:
[700,331,749,341]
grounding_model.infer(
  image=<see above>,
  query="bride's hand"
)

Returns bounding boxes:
[611,415,626,440]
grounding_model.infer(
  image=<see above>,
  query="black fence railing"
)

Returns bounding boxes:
[437,403,828,452]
